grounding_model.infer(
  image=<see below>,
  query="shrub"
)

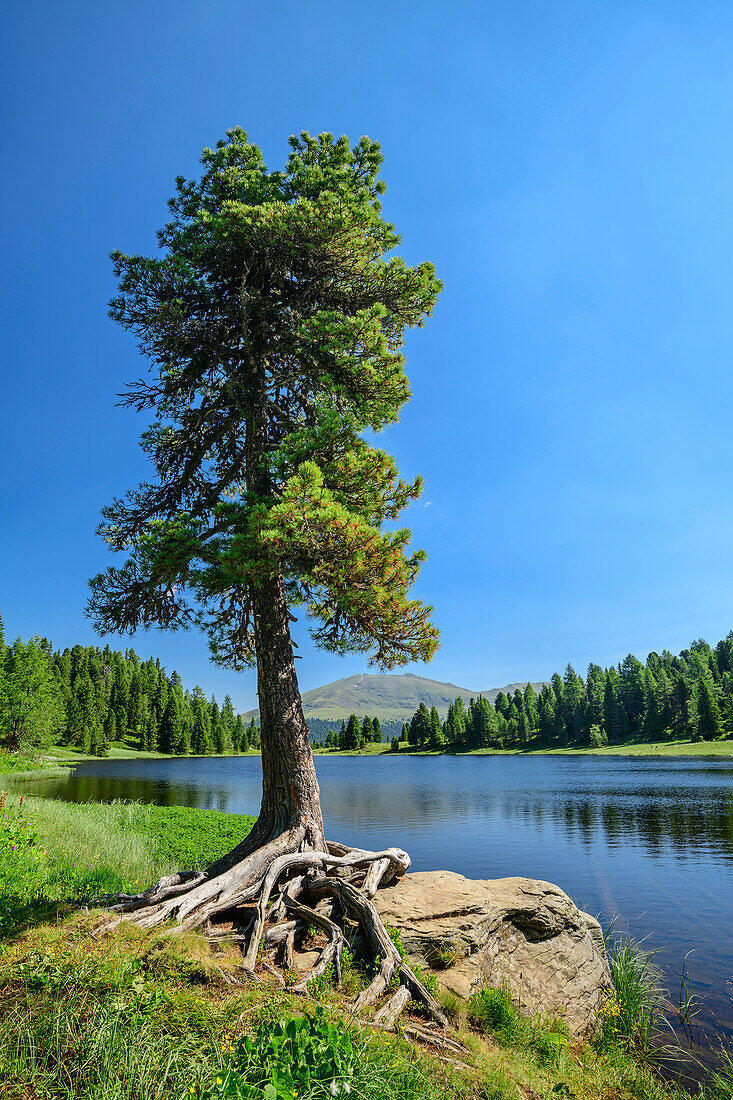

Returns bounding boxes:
[201,1008,356,1098]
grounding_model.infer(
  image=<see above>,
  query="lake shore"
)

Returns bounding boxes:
[4,732,731,778]
[1,779,729,1099]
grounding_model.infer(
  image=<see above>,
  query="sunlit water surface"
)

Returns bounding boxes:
[23,753,733,1050]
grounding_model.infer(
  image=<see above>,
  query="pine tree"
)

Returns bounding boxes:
[344,714,362,751]
[190,688,213,755]
[159,693,184,755]
[537,685,556,745]
[603,669,627,743]
[523,683,539,738]
[76,675,101,755]
[409,703,431,748]
[585,664,606,739]
[551,673,565,745]
[221,695,235,753]
[103,708,117,745]
[126,669,144,745]
[142,708,158,752]
[231,715,246,752]
[429,705,444,748]
[1,637,63,751]
[153,676,169,728]
[372,717,383,744]
[445,698,467,747]
[693,674,724,741]
[471,696,498,748]
[86,127,441,904]
[642,670,662,742]
[211,698,226,753]
[562,665,585,745]
[619,655,646,733]
[247,719,260,750]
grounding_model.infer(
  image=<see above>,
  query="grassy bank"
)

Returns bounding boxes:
[0,790,256,939]
[463,737,733,758]
[372,737,733,759]
[1,786,731,1099]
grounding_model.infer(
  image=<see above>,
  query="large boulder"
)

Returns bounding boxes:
[374,870,611,1037]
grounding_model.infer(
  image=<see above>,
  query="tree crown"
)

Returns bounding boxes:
[88,129,441,669]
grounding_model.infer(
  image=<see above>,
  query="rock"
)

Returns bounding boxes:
[293,948,321,975]
[374,870,611,1036]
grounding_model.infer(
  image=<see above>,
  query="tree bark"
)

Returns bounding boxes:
[205,569,325,876]
[253,570,325,848]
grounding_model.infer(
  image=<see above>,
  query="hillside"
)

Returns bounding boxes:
[243,672,547,723]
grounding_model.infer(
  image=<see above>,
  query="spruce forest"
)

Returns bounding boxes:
[2,610,732,756]
[0,613,257,757]
[399,632,733,751]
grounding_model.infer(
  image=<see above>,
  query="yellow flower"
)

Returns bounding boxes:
[216,1078,222,1086]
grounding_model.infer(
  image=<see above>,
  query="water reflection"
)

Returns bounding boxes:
[29,756,733,863]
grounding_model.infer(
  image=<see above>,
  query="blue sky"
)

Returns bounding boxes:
[2,0,733,710]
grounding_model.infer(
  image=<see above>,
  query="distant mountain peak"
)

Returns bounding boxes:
[243,672,547,723]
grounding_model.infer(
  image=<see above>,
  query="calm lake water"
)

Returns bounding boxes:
[24,753,733,1050]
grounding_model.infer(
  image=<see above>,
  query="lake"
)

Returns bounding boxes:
[23,752,733,1051]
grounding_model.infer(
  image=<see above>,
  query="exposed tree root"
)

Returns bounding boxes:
[101,829,448,1032]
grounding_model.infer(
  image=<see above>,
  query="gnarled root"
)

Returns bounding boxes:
[102,831,445,1031]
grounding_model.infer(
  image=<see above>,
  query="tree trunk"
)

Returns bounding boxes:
[218,333,325,864]
[205,570,325,876]
[251,569,325,849]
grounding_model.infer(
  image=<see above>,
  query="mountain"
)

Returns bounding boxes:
[242,672,547,723]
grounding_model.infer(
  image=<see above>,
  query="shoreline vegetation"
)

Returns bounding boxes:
[1,731,731,785]
[1,785,732,1100]
[2,618,733,765]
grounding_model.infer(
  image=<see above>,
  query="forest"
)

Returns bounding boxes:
[2,610,732,757]
[0,613,257,757]
[399,631,733,751]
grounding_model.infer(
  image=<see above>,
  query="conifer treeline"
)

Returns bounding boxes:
[313,714,385,750]
[305,716,401,745]
[399,632,733,751]
[0,617,257,757]
[4,616,733,757]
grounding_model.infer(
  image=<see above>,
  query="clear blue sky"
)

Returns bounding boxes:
[3,0,733,710]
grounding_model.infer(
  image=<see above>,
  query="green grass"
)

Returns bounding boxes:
[599,931,667,1057]
[0,791,256,940]
[396,737,733,759]
[49,742,263,763]
[0,925,473,1100]
[0,910,703,1100]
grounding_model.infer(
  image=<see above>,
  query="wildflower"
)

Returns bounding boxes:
[216,1077,223,1085]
